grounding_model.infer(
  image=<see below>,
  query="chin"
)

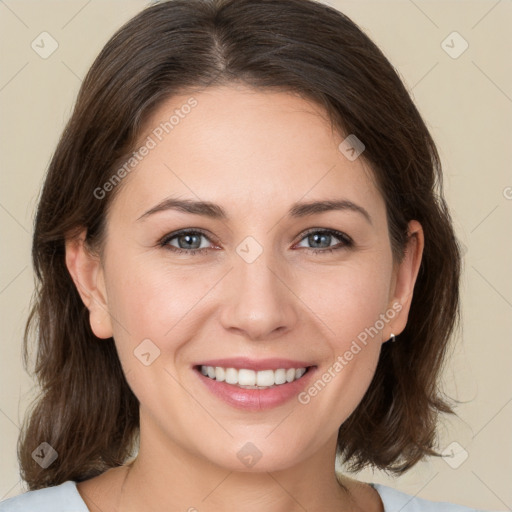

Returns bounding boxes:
[196,437,311,474]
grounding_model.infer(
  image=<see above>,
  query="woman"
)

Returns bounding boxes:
[0,0,489,510]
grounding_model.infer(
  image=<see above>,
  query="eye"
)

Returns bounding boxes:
[159,229,215,256]
[159,228,353,256]
[295,229,353,254]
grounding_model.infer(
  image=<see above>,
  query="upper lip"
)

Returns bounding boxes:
[194,357,315,372]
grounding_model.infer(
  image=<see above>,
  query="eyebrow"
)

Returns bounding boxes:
[137,197,372,225]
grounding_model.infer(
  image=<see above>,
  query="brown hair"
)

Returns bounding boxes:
[19,0,462,489]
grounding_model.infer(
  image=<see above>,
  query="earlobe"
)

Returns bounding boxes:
[65,230,113,339]
[386,220,424,339]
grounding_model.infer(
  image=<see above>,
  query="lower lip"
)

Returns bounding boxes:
[194,366,317,411]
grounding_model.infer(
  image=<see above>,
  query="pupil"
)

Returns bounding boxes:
[310,233,329,248]
[180,234,200,249]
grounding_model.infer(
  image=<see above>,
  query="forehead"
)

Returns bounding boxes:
[109,85,384,225]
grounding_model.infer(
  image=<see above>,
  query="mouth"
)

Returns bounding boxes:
[194,364,313,390]
[192,357,318,410]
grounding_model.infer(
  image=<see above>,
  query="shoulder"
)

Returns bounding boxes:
[371,483,494,512]
[0,481,89,512]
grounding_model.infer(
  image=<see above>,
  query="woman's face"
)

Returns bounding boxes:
[69,84,422,472]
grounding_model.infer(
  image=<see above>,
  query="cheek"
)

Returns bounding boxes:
[301,258,392,345]
[102,259,212,408]
[295,259,391,417]
[103,253,220,359]
[117,271,202,333]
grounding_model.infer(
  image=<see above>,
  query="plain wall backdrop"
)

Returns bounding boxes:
[0,0,511,509]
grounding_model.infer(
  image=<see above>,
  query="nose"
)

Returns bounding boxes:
[218,247,299,342]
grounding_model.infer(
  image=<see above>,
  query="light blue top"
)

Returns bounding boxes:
[0,480,493,511]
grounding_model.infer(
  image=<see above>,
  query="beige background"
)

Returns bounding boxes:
[0,0,511,509]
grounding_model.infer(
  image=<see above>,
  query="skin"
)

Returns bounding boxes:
[66,84,424,512]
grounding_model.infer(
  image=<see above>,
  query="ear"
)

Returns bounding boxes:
[65,229,113,339]
[385,220,424,340]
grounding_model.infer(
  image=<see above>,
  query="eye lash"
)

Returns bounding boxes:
[158,228,213,256]
[296,228,354,255]
[158,228,353,256]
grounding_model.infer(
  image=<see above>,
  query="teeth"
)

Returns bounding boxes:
[238,369,256,386]
[256,369,274,387]
[215,366,226,382]
[274,368,286,385]
[296,368,306,379]
[199,365,309,388]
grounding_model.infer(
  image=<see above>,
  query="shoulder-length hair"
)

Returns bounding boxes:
[19,0,461,489]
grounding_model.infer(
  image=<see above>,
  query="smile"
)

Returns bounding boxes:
[198,365,308,389]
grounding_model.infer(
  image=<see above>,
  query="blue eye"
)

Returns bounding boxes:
[160,229,212,255]
[159,228,353,256]
[295,229,353,254]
